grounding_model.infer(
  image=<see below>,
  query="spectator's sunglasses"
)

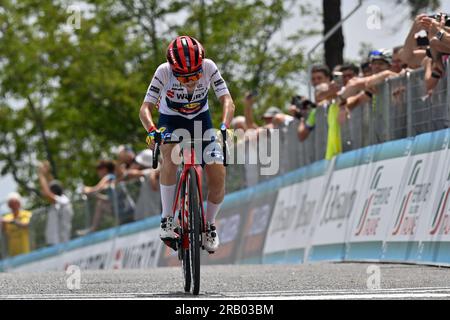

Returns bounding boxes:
[176,72,203,84]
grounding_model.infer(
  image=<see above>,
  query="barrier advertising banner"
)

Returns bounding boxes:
[5,129,450,272]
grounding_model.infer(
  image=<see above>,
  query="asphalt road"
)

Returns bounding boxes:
[1,263,450,300]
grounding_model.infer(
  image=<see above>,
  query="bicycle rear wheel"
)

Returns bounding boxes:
[188,167,202,295]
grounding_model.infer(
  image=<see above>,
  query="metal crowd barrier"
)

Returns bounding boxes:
[2,66,450,258]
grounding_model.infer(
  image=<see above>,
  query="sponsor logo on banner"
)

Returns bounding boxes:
[429,170,450,236]
[321,185,357,227]
[294,194,316,230]
[111,239,161,270]
[354,166,393,237]
[391,160,431,236]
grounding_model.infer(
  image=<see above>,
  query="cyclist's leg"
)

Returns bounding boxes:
[204,163,225,224]
[160,143,178,219]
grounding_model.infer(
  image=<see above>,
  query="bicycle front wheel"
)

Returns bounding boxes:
[188,167,202,295]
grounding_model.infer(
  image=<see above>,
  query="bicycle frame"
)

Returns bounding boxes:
[171,144,206,250]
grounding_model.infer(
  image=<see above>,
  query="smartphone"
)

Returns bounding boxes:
[333,71,344,88]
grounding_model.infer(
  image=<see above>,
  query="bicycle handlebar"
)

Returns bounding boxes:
[152,131,228,169]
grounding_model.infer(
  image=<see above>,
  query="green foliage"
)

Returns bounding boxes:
[0,0,312,204]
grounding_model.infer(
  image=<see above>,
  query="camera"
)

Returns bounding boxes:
[291,96,316,120]
[427,13,450,27]
[416,35,430,47]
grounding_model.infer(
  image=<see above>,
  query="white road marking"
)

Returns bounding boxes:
[1,287,450,299]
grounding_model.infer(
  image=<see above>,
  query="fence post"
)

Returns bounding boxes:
[110,185,121,228]
[447,60,450,124]
[383,80,391,142]
[406,71,413,137]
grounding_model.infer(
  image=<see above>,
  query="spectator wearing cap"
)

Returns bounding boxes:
[338,49,401,109]
[76,160,116,236]
[38,161,73,246]
[0,193,32,257]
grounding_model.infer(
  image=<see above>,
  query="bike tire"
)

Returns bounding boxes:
[179,174,191,293]
[188,167,202,295]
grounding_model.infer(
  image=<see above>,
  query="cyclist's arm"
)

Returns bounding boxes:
[219,94,235,128]
[140,64,169,131]
[207,59,234,127]
[139,102,157,132]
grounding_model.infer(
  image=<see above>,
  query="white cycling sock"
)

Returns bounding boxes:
[206,200,222,225]
[160,184,176,219]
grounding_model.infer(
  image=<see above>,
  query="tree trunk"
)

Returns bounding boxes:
[323,0,344,71]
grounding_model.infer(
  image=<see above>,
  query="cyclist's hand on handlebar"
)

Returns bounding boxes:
[146,126,160,150]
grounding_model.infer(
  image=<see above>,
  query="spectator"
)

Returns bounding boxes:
[38,161,74,246]
[288,95,317,142]
[338,49,400,111]
[117,145,137,169]
[299,65,338,142]
[121,149,160,192]
[340,63,360,86]
[421,14,450,94]
[399,14,428,69]
[392,46,408,73]
[310,64,339,105]
[243,91,293,131]
[76,160,116,236]
[0,193,32,257]
[360,60,372,77]
[230,116,247,131]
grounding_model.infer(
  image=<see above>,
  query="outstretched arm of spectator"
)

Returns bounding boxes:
[400,14,427,68]
[83,175,113,194]
[365,70,399,88]
[243,93,259,130]
[345,91,371,112]
[119,168,150,181]
[38,165,57,204]
[423,56,440,95]
[339,77,367,100]
[315,82,340,105]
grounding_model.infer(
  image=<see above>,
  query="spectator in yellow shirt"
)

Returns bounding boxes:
[0,193,32,257]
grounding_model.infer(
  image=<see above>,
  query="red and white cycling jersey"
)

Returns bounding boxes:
[144,59,230,119]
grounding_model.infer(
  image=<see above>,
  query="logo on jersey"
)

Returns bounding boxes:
[214,79,225,87]
[179,102,202,114]
[167,90,175,98]
[149,86,160,94]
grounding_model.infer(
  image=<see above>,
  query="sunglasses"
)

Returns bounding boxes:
[176,72,203,84]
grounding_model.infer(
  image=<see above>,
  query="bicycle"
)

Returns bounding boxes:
[152,128,227,295]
